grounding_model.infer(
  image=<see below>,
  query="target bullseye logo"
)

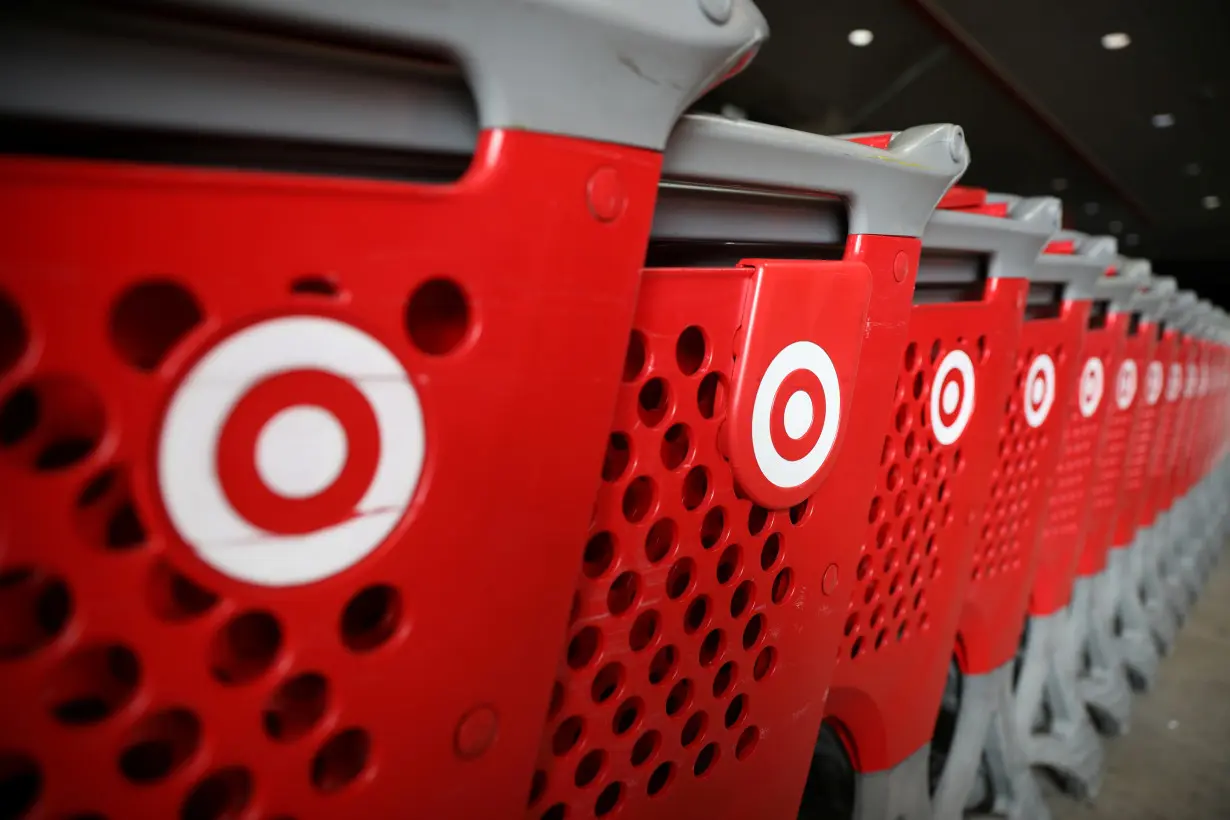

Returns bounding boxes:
[1199,363,1210,397]
[158,316,425,586]
[1186,363,1198,398]
[1023,354,1056,428]
[930,349,975,445]
[1145,361,1164,406]
[1115,359,1138,411]
[1078,357,1104,418]
[1167,363,1182,403]
[751,341,841,489]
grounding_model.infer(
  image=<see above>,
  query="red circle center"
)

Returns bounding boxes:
[769,369,826,462]
[216,369,381,536]
[938,373,964,425]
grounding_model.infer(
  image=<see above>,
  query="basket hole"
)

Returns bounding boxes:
[665,679,693,716]
[697,372,727,419]
[676,326,707,376]
[736,726,760,760]
[340,585,401,653]
[528,770,547,808]
[575,749,606,788]
[310,728,370,794]
[109,281,203,371]
[647,761,674,796]
[699,629,724,667]
[0,292,28,380]
[760,533,782,570]
[694,743,720,776]
[666,559,695,600]
[548,681,564,720]
[0,752,41,818]
[210,611,282,685]
[552,717,584,756]
[612,697,643,736]
[47,644,140,725]
[622,476,656,523]
[930,340,941,363]
[105,501,147,550]
[602,434,631,482]
[844,613,859,636]
[644,519,676,564]
[867,497,882,524]
[789,500,808,526]
[913,372,925,400]
[629,610,660,652]
[594,781,623,816]
[541,804,567,820]
[772,568,794,604]
[289,275,340,297]
[700,506,726,549]
[754,646,777,680]
[119,708,201,783]
[607,572,640,616]
[742,615,765,650]
[405,278,470,356]
[681,711,707,747]
[648,645,678,685]
[631,730,660,767]
[623,331,647,382]
[856,556,871,581]
[716,545,741,585]
[903,343,918,371]
[0,378,105,471]
[0,567,72,660]
[850,637,864,658]
[181,766,253,820]
[263,673,329,742]
[660,424,690,470]
[895,404,910,433]
[730,581,754,618]
[713,661,737,697]
[637,378,670,428]
[977,335,988,361]
[583,532,615,580]
[724,694,748,728]
[683,596,710,634]
[568,627,601,670]
[747,505,769,536]
[681,467,709,510]
[591,662,625,704]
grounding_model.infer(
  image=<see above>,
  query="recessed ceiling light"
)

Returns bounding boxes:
[720,103,747,120]
[848,29,874,47]
[1084,202,1100,216]
[1203,195,1221,210]
[1152,113,1175,128]
[1185,162,1202,176]
[1125,233,1140,246]
[1101,32,1131,50]
[1109,220,1123,234]
[1051,177,1068,192]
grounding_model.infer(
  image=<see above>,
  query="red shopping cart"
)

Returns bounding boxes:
[0,3,769,818]
[529,119,970,820]
[800,186,1059,820]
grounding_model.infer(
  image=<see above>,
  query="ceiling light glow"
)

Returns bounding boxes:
[1125,233,1140,246]
[1203,195,1221,210]
[1101,32,1131,50]
[1109,220,1123,234]
[848,29,874,47]
[1051,177,1069,192]
[1084,202,1100,216]
[1152,113,1175,128]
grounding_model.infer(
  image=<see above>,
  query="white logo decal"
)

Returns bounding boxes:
[1078,357,1105,418]
[1023,354,1056,428]
[1115,359,1138,411]
[931,349,976,445]
[751,341,841,489]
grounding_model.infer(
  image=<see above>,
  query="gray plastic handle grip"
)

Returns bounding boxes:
[161,0,769,151]
[1165,291,1200,330]
[1032,231,1118,301]
[922,195,1061,280]
[660,116,969,237]
[1126,274,1178,321]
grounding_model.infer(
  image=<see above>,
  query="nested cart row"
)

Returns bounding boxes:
[0,2,1226,820]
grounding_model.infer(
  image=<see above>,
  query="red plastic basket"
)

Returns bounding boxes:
[1138,327,1184,530]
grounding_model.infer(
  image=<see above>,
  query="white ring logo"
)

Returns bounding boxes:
[930,349,976,445]
[1145,361,1164,406]
[1167,363,1182,403]
[751,341,841,489]
[158,316,424,586]
[1115,359,1138,411]
[1199,363,1210,397]
[1023,354,1056,428]
[1078,357,1104,418]
[1185,363,1198,398]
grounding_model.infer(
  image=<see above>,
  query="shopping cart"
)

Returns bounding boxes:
[0,2,770,818]
[530,120,969,820]
[798,186,1058,820]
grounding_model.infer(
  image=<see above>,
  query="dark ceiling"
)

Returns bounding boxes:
[697,0,1230,306]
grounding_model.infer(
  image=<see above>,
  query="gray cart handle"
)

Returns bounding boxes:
[922,194,1061,280]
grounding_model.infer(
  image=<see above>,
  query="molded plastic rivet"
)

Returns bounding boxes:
[822,564,839,595]
[699,0,734,24]
[893,251,910,282]
[455,705,499,759]
[587,167,626,223]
